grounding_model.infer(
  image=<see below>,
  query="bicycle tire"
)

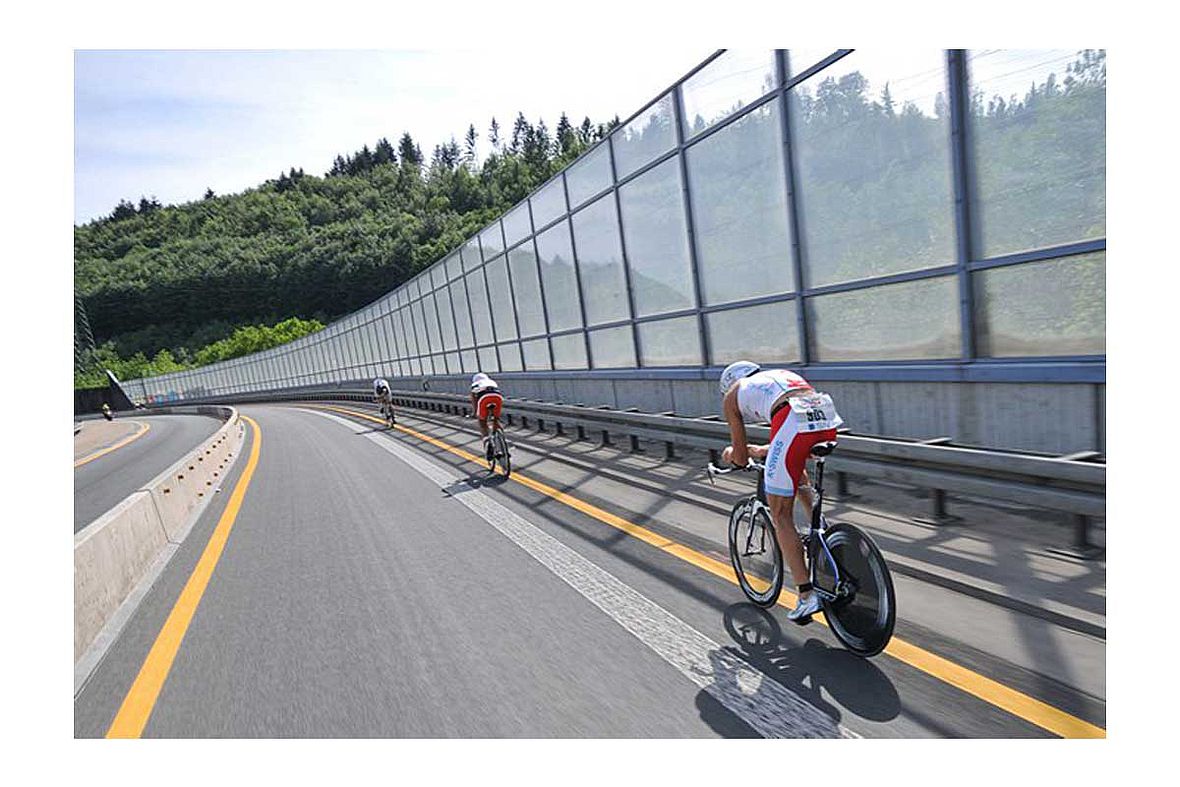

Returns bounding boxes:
[815,523,896,657]
[485,435,498,474]
[495,430,511,478]
[728,499,783,608]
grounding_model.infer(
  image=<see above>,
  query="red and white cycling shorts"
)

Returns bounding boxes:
[763,404,838,498]
[476,391,504,421]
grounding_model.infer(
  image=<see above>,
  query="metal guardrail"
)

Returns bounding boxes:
[160,385,1106,559]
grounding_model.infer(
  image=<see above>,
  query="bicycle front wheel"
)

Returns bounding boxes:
[815,523,896,657]
[728,500,783,608]
[494,430,511,478]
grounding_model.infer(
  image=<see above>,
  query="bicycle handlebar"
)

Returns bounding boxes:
[706,459,765,485]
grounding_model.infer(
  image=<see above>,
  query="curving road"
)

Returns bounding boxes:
[74,414,221,531]
[74,403,1106,738]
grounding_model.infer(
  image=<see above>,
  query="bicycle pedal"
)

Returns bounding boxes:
[789,614,814,627]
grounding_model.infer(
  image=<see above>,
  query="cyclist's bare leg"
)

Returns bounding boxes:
[795,468,816,523]
[767,493,809,587]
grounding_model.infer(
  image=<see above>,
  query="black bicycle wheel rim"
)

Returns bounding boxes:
[728,502,783,608]
[817,524,896,657]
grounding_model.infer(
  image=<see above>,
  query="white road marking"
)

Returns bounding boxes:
[300,407,856,739]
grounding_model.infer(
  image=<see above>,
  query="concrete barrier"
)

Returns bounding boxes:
[73,406,244,662]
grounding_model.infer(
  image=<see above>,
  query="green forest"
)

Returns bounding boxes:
[75,113,617,387]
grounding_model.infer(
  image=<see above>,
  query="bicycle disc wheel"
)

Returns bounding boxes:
[815,523,896,657]
[495,431,511,477]
[728,500,783,608]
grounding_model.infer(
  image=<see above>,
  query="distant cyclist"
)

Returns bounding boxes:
[470,373,504,460]
[373,377,395,424]
[718,360,844,623]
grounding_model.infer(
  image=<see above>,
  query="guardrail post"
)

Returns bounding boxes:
[623,407,642,453]
[553,405,565,436]
[656,412,676,459]
[1048,514,1103,561]
[595,405,613,447]
[574,404,587,441]
[912,438,960,526]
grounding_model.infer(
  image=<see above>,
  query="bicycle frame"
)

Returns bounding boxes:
[711,455,854,604]
[805,456,856,604]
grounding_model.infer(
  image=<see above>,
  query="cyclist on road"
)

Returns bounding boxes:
[373,377,395,422]
[470,373,504,460]
[718,360,843,623]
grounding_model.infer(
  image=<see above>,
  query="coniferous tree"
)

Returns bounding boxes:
[464,124,478,165]
[510,112,530,155]
[374,137,396,166]
[489,117,501,152]
[578,117,594,146]
[556,113,576,157]
[110,199,137,221]
[398,132,423,169]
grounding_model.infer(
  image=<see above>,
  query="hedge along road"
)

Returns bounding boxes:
[73,414,222,532]
[74,403,1103,738]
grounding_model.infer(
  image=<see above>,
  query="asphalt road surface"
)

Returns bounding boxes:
[74,403,1105,738]
[74,414,221,531]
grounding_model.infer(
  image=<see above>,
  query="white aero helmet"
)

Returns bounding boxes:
[719,360,761,395]
[470,372,491,391]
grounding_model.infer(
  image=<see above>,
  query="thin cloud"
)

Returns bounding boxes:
[74,49,697,224]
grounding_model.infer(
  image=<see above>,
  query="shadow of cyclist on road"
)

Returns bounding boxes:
[727,603,898,721]
[694,603,900,737]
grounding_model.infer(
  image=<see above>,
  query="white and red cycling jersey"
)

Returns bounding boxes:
[472,376,503,421]
[736,369,842,498]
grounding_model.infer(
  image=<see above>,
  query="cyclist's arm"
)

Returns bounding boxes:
[470,391,480,415]
[722,388,751,467]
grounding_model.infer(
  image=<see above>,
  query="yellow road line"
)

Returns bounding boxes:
[316,403,1106,739]
[74,421,150,468]
[105,416,262,739]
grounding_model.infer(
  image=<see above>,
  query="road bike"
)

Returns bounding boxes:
[483,401,511,478]
[707,442,896,657]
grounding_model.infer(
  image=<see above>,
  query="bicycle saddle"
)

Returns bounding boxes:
[810,441,837,457]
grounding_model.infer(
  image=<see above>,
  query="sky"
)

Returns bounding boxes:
[74,49,702,225]
[73,48,1083,226]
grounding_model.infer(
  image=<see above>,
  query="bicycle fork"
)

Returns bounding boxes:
[740,500,769,557]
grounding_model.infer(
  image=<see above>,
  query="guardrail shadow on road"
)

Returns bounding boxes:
[393,405,1106,641]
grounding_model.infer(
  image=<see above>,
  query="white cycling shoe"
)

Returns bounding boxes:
[787,592,822,624]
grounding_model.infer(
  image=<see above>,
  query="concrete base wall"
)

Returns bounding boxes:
[392,373,1104,454]
[73,407,243,662]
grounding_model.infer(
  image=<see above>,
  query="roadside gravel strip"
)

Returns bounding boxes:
[302,408,855,739]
